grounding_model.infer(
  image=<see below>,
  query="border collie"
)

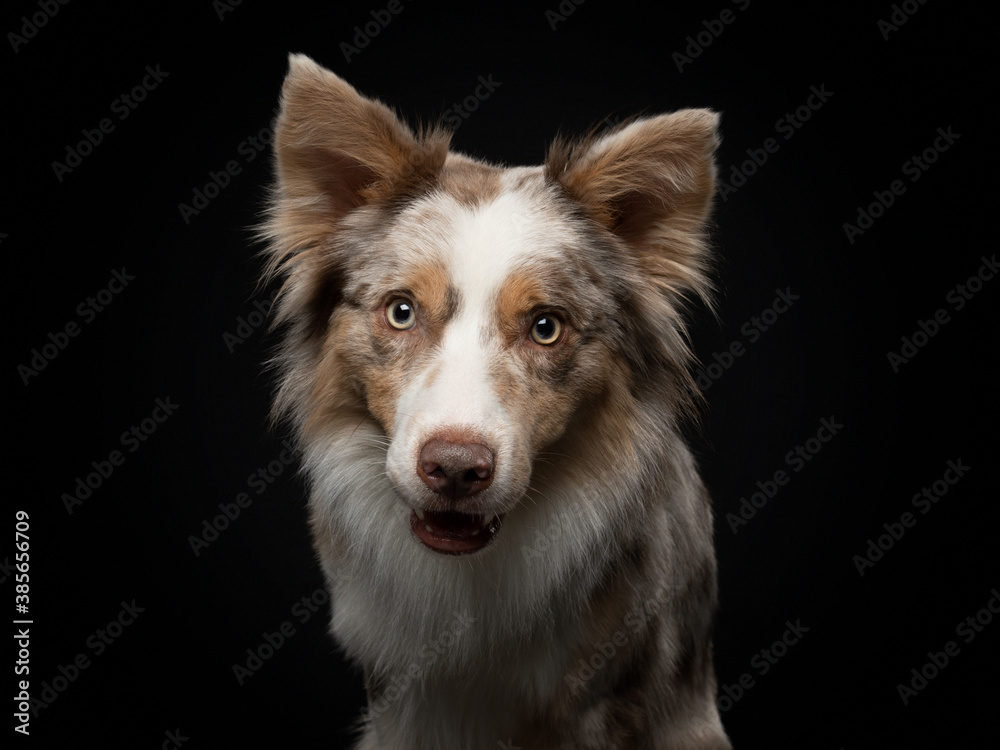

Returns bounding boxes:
[261,54,731,749]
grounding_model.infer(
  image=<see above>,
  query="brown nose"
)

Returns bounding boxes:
[418,438,495,498]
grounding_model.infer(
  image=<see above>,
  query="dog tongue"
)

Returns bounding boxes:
[409,509,497,555]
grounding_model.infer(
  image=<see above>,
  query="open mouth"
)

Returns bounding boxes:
[409,508,502,555]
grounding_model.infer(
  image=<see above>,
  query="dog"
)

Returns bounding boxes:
[261,53,731,749]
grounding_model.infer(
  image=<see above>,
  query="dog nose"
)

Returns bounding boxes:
[418,438,495,498]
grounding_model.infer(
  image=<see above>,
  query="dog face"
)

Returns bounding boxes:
[263,55,719,560]
[331,180,652,555]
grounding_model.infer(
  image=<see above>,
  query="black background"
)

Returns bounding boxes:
[7,1,997,748]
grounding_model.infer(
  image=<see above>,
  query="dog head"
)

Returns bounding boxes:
[262,54,719,557]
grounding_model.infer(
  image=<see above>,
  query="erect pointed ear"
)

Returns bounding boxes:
[545,110,720,302]
[273,54,450,219]
[260,56,452,360]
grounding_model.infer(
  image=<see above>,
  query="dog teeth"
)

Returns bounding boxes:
[480,515,495,529]
[414,508,425,520]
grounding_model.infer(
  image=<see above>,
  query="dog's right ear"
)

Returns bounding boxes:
[272,54,449,221]
[260,56,450,354]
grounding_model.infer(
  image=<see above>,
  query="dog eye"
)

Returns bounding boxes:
[529,314,562,346]
[386,299,416,330]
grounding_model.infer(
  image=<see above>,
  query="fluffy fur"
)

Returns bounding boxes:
[261,53,731,749]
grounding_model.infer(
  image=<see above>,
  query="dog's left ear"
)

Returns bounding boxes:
[546,110,720,302]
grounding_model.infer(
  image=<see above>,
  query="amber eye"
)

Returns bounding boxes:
[529,314,562,345]
[386,299,416,330]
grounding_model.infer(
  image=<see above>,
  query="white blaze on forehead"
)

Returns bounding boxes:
[441,176,564,311]
[386,177,562,475]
